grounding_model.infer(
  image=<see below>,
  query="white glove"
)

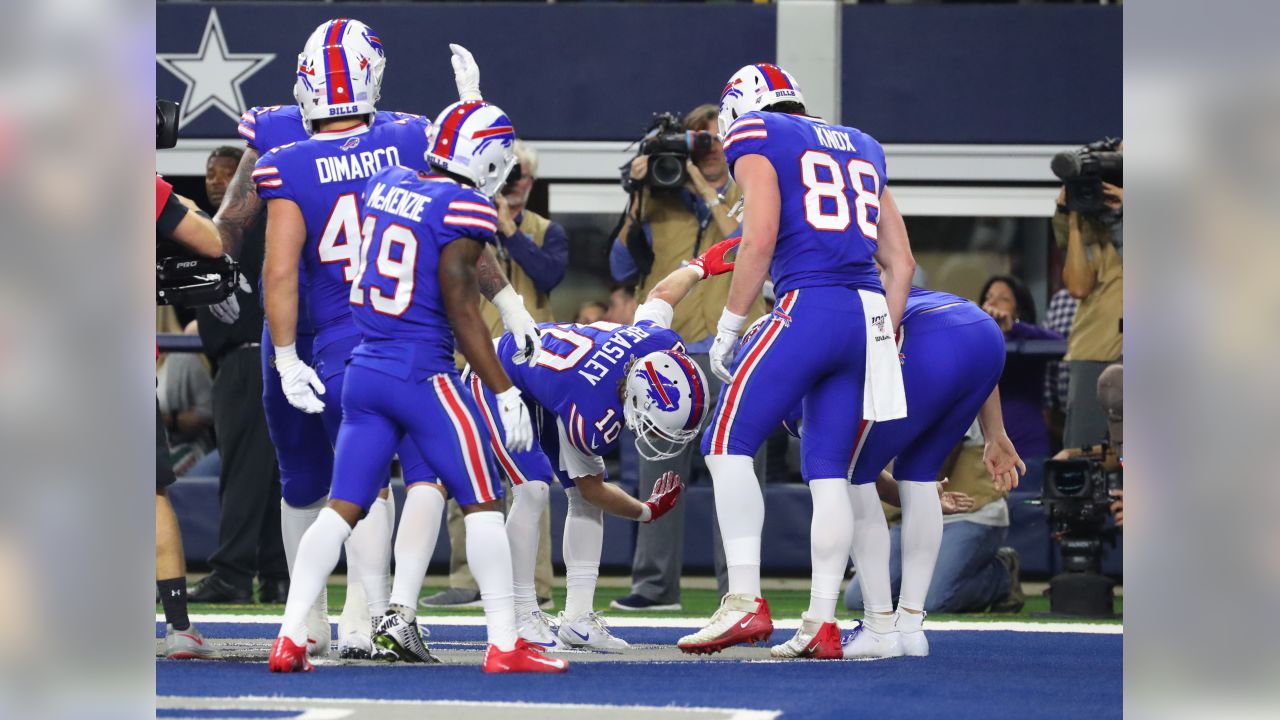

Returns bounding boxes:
[208,273,252,324]
[709,308,747,383]
[450,44,482,103]
[493,286,541,367]
[494,386,533,452]
[274,343,326,414]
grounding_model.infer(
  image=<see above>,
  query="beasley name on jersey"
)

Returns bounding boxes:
[721,110,886,296]
[253,116,432,339]
[348,165,500,377]
[237,105,426,156]
[498,320,684,456]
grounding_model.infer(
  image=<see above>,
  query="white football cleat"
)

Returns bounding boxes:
[371,610,439,663]
[557,611,629,652]
[518,609,567,651]
[895,610,929,657]
[841,620,905,660]
[677,593,773,655]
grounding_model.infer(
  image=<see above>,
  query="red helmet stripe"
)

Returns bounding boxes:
[434,101,485,161]
[323,19,354,106]
[756,63,791,91]
[644,361,673,407]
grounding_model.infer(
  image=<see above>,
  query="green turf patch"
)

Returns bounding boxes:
[172,584,1121,624]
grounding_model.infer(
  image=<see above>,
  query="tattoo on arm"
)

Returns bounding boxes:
[475,245,511,300]
[212,147,262,258]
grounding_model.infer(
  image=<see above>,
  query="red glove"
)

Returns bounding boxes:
[688,236,741,279]
[642,471,684,523]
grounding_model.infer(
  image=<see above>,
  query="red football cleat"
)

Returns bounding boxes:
[268,636,313,673]
[769,614,843,659]
[482,638,569,673]
[677,593,774,655]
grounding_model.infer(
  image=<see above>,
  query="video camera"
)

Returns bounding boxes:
[157,99,180,150]
[1051,137,1122,215]
[631,112,715,191]
[1039,445,1122,616]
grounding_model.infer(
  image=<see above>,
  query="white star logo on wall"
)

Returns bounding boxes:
[156,9,275,127]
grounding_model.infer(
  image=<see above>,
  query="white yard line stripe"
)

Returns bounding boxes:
[159,695,782,719]
[164,613,1122,635]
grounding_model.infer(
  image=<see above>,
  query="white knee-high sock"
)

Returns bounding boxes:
[281,498,328,618]
[279,508,351,645]
[465,510,518,651]
[389,484,446,618]
[506,482,550,618]
[562,487,602,620]
[345,496,392,619]
[706,454,765,598]
[898,480,944,614]
[807,478,854,622]
[848,482,894,631]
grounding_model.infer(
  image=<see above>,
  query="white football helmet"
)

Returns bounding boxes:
[294,18,385,134]
[718,63,806,136]
[426,101,517,198]
[623,350,710,461]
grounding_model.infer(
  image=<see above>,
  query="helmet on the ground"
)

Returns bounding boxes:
[718,63,805,136]
[623,349,709,461]
[426,101,518,197]
[294,19,385,134]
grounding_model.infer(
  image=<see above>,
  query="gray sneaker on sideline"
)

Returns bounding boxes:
[418,587,481,608]
[164,623,221,660]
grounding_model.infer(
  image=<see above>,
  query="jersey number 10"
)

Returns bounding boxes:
[349,215,417,316]
[799,151,880,238]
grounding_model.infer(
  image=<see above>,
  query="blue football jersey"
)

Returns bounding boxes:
[238,105,423,156]
[349,166,501,376]
[721,111,887,296]
[497,321,685,456]
[253,115,432,344]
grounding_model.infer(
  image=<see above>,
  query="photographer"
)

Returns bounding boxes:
[155,172,220,659]
[607,104,767,611]
[1052,140,1123,448]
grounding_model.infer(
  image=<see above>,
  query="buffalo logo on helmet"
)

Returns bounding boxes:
[636,361,682,413]
[721,77,744,102]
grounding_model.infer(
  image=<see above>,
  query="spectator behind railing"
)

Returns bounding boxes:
[155,309,213,476]
[979,275,1063,495]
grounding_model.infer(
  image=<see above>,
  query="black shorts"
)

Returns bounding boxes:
[157,400,177,491]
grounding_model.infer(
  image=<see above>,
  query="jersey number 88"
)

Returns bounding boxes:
[799,150,880,239]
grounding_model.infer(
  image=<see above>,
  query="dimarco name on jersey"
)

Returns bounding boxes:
[365,180,432,223]
[315,146,401,185]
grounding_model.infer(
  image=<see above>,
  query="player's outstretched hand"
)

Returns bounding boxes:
[209,271,252,324]
[495,386,533,452]
[709,308,746,383]
[642,471,683,523]
[983,433,1026,493]
[689,236,741,279]
[450,44,482,103]
[937,479,975,515]
[494,287,542,367]
[274,345,325,414]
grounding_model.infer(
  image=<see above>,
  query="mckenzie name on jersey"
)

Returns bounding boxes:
[252,115,431,342]
[721,110,887,296]
[498,320,684,456]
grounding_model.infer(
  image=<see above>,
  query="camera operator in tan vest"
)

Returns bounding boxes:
[427,140,569,610]
[608,103,767,611]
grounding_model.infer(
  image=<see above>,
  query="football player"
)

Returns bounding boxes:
[678,64,915,654]
[212,19,540,658]
[461,238,739,651]
[756,287,1025,659]
[270,100,565,674]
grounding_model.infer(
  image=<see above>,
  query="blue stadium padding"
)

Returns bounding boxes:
[157,630,1122,720]
[841,4,1121,144]
[158,3,1118,145]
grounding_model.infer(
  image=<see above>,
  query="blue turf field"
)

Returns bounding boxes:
[157,622,1121,719]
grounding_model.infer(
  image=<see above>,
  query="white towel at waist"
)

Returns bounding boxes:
[858,289,907,421]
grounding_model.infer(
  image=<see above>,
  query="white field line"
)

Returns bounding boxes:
[158,694,782,720]
[162,613,1122,635]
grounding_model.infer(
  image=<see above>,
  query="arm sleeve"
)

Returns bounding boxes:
[156,191,189,238]
[556,418,607,480]
[501,221,568,294]
[609,222,652,284]
[633,298,674,329]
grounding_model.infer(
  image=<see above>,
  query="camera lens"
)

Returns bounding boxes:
[650,155,684,188]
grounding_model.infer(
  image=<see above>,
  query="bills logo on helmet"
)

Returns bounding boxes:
[638,361,682,413]
[721,78,744,102]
